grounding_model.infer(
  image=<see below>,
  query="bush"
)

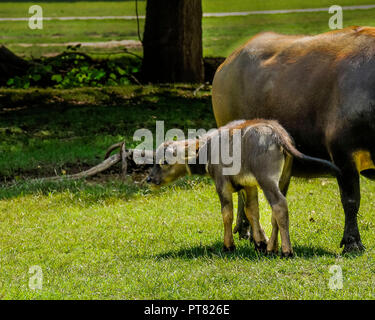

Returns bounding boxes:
[6,49,142,89]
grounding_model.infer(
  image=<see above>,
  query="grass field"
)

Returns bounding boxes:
[1,86,375,299]
[203,8,375,57]
[2,0,375,17]
[2,0,375,301]
[2,1,375,57]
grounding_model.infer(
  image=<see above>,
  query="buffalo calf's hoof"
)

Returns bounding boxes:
[222,245,236,252]
[266,250,278,257]
[254,241,268,254]
[281,251,294,259]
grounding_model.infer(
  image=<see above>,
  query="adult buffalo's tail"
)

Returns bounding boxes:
[271,122,342,177]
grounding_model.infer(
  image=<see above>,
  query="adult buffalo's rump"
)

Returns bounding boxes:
[212,26,375,253]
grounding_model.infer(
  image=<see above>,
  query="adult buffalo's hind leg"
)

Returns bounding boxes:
[233,191,252,241]
[279,154,293,197]
[332,150,365,253]
[337,168,364,253]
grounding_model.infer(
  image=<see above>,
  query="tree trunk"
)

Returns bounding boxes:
[142,0,204,83]
[0,46,29,85]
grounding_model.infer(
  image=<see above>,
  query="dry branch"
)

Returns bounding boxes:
[32,153,121,182]
[30,141,155,183]
[121,143,128,179]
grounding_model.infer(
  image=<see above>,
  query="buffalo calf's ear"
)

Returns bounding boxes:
[158,158,167,168]
[184,139,200,162]
[172,145,178,157]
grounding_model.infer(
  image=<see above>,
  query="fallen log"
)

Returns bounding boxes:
[32,153,121,182]
[31,142,155,182]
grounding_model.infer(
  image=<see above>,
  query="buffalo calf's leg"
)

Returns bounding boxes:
[218,191,235,251]
[261,182,293,257]
[272,197,293,257]
[244,187,268,252]
[267,215,279,254]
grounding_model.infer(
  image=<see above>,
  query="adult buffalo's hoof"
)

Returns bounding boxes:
[239,229,251,241]
[222,245,236,253]
[254,241,268,254]
[234,224,252,241]
[341,237,365,254]
[281,251,294,259]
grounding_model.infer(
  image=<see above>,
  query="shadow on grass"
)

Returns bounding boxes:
[155,240,337,261]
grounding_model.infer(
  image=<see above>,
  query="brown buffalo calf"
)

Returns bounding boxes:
[147,120,340,257]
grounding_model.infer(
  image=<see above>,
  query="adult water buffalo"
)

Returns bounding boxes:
[212,26,375,253]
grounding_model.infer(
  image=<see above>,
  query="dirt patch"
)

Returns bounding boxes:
[0,160,152,185]
[13,40,142,49]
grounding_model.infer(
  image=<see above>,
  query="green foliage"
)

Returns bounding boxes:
[6,51,141,89]
[7,63,53,89]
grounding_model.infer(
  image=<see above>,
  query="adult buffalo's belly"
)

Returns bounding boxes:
[212,32,338,177]
[361,169,375,180]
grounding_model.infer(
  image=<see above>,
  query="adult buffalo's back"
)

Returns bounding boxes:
[212,26,375,253]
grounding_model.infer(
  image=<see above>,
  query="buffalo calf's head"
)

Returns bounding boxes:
[146,140,199,187]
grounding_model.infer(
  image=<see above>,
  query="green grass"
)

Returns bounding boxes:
[203,0,375,12]
[0,19,142,44]
[0,1,144,18]
[0,19,144,57]
[1,85,375,299]
[3,2,375,58]
[1,1,374,18]
[1,175,375,299]
[203,8,375,57]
